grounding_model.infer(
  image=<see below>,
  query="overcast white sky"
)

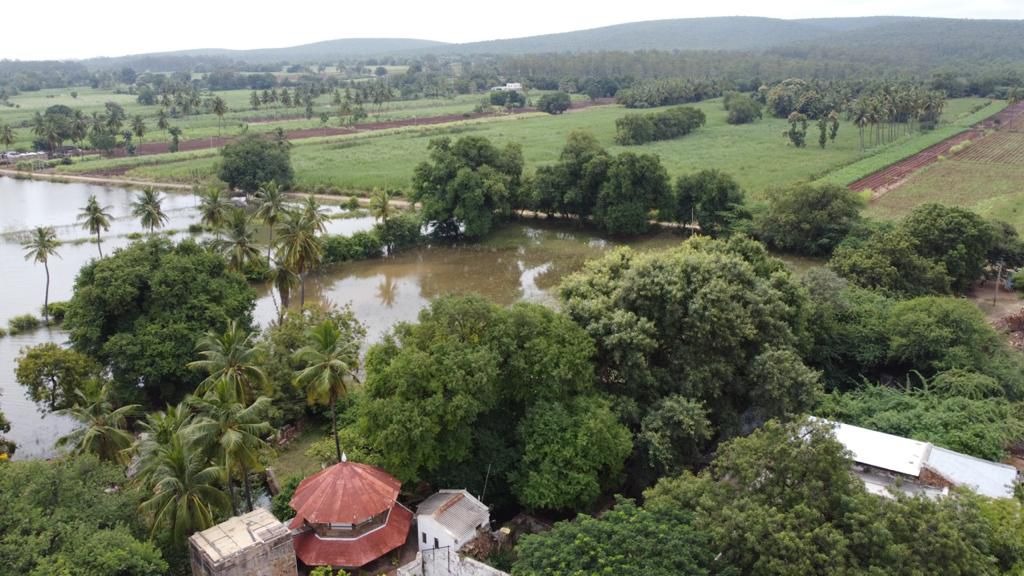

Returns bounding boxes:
[3,0,1023,61]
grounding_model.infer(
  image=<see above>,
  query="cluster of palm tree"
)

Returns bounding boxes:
[197,182,330,316]
[53,312,359,544]
[849,86,946,150]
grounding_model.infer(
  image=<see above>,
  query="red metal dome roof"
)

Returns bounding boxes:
[289,460,401,525]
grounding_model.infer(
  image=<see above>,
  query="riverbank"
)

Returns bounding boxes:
[0,169,193,190]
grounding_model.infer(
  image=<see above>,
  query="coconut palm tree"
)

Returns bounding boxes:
[187,320,267,404]
[293,320,360,463]
[188,388,272,513]
[217,209,262,273]
[138,431,231,544]
[77,195,113,257]
[276,209,323,307]
[255,181,286,261]
[301,195,329,234]
[156,108,169,131]
[269,258,299,321]
[197,187,231,237]
[131,115,147,148]
[210,96,228,137]
[132,187,169,234]
[22,226,61,323]
[134,403,195,489]
[55,384,141,464]
[0,122,15,150]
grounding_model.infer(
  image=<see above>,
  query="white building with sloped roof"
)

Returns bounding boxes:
[416,490,490,552]
[824,419,1019,499]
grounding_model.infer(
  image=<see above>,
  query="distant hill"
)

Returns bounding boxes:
[81,16,1024,70]
[431,16,919,55]
[85,38,449,69]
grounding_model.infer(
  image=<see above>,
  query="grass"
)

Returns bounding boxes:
[269,421,327,483]
[866,160,1024,231]
[72,98,987,199]
[0,86,566,150]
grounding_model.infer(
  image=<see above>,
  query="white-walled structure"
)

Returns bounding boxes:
[416,490,490,552]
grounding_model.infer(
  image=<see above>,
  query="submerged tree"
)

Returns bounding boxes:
[131,187,169,234]
[22,226,61,323]
[77,195,113,257]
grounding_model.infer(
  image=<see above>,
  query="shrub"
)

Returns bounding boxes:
[1013,270,1024,293]
[8,314,40,334]
[379,212,424,251]
[537,92,572,114]
[0,327,7,338]
[43,301,70,323]
[615,106,705,145]
[323,230,384,264]
[726,95,763,125]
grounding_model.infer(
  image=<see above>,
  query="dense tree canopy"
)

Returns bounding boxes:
[63,238,255,405]
[411,136,524,239]
[674,169,749,236]
[531,130,610,220]
[536,91,571,114]
[754,183,864,256]
[217,134,294,193]
[901,203,996,293]
[593,152,671,235]
[560,236,819,441]
[339,296,630,511]
[0,455,167,576]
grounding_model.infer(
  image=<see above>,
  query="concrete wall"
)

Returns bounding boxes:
[397,551,508,576]
[418,516,458,552]
[190,528,296,576]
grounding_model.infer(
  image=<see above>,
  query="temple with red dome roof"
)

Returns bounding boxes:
[288,456,413,570]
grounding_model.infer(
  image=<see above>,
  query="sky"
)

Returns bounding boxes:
[3,0,1024,61]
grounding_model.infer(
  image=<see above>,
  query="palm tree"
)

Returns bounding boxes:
[70,110,89,153]
[293,320,360,463]
[276,209,323,307]
[132,187,169,234]
[211,96,228,137]
[369,188,396,252]
[217,209,262,273]
[56,384,141,464]
[188,388,272,513]
[131,115,147,148]
[302,195,329,234]
[134,403,194,489]
[22,226,61,323]
[187,320,267,404]
[197,187,231,237]
[0,122,15,150]
[77,195,113,257]
[138,431,231,544]
[269,258,299,321]
[156,108,169,131]
[255,181,286,261]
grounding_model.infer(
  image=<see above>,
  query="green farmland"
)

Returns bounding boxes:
[51,96,995,202]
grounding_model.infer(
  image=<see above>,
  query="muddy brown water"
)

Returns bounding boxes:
[0,176,691,459]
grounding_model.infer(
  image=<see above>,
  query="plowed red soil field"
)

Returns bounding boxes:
[849,101,1024,195]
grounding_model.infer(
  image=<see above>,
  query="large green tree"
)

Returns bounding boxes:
[411,135,524,239]
[901,203,995,293]
[64,238,255,404]
[754,183,864,256]
[592,152,671,235]
[217,134,294,194]
[0,455,167,576]
[531,130,610,220]
[674,169,749,236]
[348,296,629,511]
[15,343,101,411]
[559,235,818,436]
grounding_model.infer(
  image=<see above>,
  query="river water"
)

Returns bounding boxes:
[0,176,687,459]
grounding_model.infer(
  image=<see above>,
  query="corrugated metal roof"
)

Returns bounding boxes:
[925,446,1018,499]
[292,505,412,568]
[290,461,401,525]
[828,420,929,477]
[417,490,489,541]
[190,509,290,564]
